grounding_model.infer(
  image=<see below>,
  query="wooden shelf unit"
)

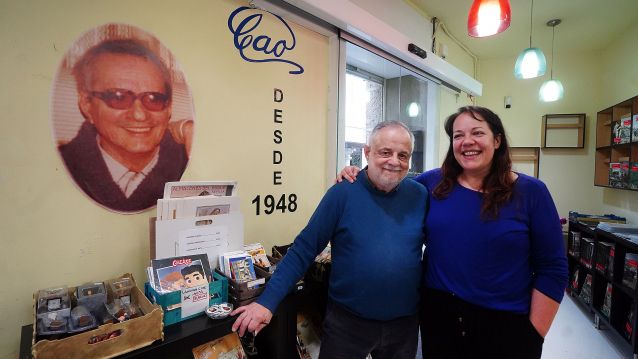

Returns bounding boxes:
[541,113,586,148]
[594,95,638,189]
[567,220,638,357]
[511,147,540,178]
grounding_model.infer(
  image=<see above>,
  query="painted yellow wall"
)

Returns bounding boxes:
[477,51,605,220]
[477,21,638,225]
[437,89,474,165]
[0,0,329,357]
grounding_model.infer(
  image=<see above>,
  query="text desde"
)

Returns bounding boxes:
[251,88,298,216]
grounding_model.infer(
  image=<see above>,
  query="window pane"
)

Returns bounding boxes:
[341,41,436,176]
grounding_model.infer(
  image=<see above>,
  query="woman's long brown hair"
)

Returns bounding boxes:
[432,106,514,219]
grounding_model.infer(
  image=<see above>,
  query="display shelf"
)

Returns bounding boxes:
[568,220,638,357]
[597,108,613,147]
[541,113,586,148]
[511,147,539,178]
[595,94,638,190]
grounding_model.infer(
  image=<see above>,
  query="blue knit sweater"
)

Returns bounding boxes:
[257,170,427,320]
[414,169,568,313]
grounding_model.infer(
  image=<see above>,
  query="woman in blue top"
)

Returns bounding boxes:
[339,106,568,358]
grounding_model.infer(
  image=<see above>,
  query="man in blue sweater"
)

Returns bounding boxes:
[231,121,427,359]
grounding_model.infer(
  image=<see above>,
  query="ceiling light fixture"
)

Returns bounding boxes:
[514,0,546,79]
[539,19,564,102]
[467,0,511,37]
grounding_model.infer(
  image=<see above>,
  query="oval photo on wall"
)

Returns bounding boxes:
[51,23,194,213]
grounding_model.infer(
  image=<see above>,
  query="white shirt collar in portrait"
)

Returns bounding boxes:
[97,136,159,198]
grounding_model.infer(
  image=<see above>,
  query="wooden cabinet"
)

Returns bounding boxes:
[567,220,638,356]
[595,95,638,189]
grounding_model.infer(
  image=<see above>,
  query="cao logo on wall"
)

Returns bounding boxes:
[228,6,304,75]
[51,23,195,214]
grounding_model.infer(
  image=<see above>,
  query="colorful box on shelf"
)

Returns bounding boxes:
[31,274,163,359]
[144,271,228,326]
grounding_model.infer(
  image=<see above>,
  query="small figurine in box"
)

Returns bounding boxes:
[106,298,142,323]
[77,282,106,312]
[68,305,97,332]
[110,278,134,304]
[36,286,72,335]
[37,287,70,315]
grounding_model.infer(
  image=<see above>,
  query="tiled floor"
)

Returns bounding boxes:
[542,295,630,358]
[415,295,632,359]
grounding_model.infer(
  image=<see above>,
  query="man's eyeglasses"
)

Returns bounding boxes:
[89,88,170,112]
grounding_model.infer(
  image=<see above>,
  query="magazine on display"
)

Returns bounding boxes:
[164,181,237,199]
[192,332,247,359]
[229,256,257,283]
[149,254,212,293]
[244,243,271,268]
[219,251,257,283]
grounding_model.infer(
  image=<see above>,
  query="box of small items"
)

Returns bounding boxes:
[31,273,163,359]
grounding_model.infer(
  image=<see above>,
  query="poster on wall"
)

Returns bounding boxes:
[51,23,195,213]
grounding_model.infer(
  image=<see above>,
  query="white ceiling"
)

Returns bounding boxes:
[411,0,638,59]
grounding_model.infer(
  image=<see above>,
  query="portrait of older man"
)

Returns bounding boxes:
[57,35,192,213]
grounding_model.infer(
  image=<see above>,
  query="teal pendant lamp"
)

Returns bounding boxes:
[539,19,564,102]
[514,0,546,79]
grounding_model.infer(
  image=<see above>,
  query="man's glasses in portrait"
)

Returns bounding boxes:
[89,88,170,112]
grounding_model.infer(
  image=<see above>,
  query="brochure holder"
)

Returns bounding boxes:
[144,271,228,326]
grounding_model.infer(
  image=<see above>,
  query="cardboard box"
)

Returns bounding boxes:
[31,274,163,359]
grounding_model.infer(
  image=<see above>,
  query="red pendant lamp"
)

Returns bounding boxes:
[468,0,511,37]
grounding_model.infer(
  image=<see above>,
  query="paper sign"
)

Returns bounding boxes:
[181,284,209,318]
[178,225,229,268]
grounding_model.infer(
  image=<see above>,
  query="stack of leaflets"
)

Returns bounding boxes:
[579,274,593,305]
[622,253,638,289]
[580,238,594,268]
[244,243,272,269]
[609,162,626,188]
[147,254,212,294]
[595,242,614,275]
[613,117,631,144]
[633,114,638,142]
[156,181,239,221]
[219,251,258,284]
[601,283,612,319]
[154,181,244,271]
[570,268,580,293]
[568,231,581,257]
[630,162,638,190]
[625,308,635,340]
[192,332,247,359]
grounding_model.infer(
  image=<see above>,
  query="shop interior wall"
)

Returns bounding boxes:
[356,0,638,224]
[477,51,604,221]
[478,22,638,224]
[597,22,638,222]
[0,0,329,357]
